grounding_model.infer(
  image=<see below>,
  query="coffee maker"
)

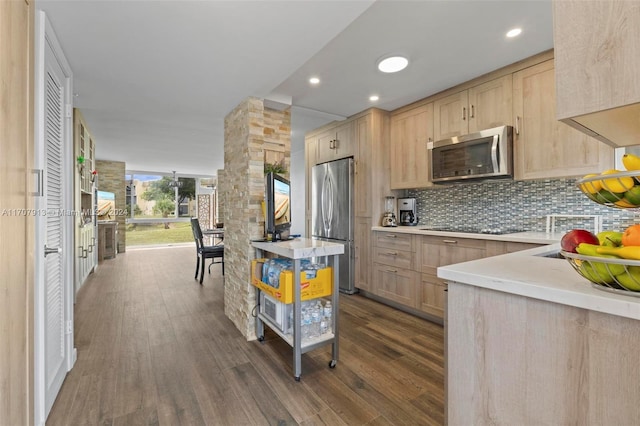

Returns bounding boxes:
[398,198,419,226]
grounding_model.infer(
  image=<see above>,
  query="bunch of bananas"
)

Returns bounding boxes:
[579,153,640,208]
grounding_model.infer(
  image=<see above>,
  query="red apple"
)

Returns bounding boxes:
[560,229,599,253]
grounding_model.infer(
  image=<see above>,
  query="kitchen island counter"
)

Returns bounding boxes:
[442,244,640,425]
[439,243,640,320]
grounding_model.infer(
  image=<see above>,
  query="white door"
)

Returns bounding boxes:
[34,11,75,424]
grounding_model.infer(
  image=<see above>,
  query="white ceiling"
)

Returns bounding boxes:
[37,0,553,177]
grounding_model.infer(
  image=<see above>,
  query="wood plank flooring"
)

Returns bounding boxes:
[47,246,444,425]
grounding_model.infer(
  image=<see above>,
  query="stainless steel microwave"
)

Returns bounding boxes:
[428,125,514,183]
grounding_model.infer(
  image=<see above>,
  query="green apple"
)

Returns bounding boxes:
[596,231,623,247]
[623,185,640,205]
[615,266,640,291]
[579,263,615,285]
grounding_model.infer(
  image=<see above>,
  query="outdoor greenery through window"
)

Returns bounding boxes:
[125,173,203,247]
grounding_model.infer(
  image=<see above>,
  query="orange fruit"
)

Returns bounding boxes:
[622,224,640,246]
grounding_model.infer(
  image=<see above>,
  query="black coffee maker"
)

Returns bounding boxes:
[398,198,419,226]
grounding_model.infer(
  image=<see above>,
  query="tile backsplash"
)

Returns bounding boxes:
[407,178,639,233]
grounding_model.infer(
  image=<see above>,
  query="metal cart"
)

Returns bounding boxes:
[251,238,343,381]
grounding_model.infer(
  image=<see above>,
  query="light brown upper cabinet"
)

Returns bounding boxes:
[433,75,513,141]
[553,0,640,147]
[315,121,356,164]
[513,59,613,180]
[390,103,433,189]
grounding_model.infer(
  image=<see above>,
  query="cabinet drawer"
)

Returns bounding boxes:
[373,246,413,270]
[421,234,486,249]
[373,263,419,308]
[375,231,414,251]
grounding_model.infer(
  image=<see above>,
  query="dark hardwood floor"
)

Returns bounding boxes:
[47,246,444,425]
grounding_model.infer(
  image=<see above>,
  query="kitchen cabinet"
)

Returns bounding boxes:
[354,114,371,216]
[370,230,547,321]
[433,75,512,141]
[315,121,355,164]
[553,0,640,147]
[354,217,372,292]
[98,221,117,261]
[372,232,420,308]
[512,59,613,180]
[419,236,487,317]
[390,103,433,189]
[74,109,97,292]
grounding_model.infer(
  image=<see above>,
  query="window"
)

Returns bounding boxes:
[125,172,202,247]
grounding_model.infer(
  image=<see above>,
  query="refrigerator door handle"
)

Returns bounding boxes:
[321,172,333,234]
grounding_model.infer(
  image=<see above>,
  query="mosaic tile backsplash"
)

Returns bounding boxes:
[407,178,640,234]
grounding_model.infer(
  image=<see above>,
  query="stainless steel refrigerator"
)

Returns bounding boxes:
[312,157,355,294]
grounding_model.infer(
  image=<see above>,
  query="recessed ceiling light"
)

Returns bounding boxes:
[506,28,522,38]
[377,56,409,73]
[369,95,379,102]
[309,77,320,85]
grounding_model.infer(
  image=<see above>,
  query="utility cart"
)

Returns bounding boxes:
[251,238,343,381]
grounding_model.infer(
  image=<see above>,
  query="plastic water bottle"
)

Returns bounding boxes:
[310,306,321,338]
[324,301,332,332]
[302,310,311,341]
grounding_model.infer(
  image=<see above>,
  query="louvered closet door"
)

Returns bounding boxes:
[43,40,67,416]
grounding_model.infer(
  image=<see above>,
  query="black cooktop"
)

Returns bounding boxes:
[423,226,526,235]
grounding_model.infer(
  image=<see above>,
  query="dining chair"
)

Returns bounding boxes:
[190,217,224,284]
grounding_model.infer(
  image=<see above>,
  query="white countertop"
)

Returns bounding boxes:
[251,237,344,259]
[438,243,640,321]
[371,226,561,245]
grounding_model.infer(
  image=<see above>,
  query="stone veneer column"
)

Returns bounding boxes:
[222,97,290,339]
[95,160,126,252]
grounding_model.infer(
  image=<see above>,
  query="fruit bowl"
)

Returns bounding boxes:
[561,250,640,297]
[577,170,640,209]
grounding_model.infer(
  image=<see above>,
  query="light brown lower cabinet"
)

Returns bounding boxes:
[369,230,545,321]
[419,274,447,318]
[373,263,419,308]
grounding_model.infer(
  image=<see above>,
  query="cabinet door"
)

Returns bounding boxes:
[355,217,372,292]
[434,90,469,141]
[374,262,419,308]
[513,60,613,180]
[355,115,371,216]
[334,121,355,160]
[390,103,433,189]
[420,235,486,275]
[419,275,447,319]
[468,75,513,133]
[315,129,335,164]
[553,0,640,120]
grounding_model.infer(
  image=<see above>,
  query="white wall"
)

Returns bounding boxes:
[290,149,305,236]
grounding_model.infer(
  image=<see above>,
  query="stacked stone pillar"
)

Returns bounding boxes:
[222,97,290,339]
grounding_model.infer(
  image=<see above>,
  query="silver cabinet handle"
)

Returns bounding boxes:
[44,245,61,257]
[88,244,93,253]
[443,239,458,244]
[470,104,475,118]
[77,246,84,258]
[515,116,520,135]
[386,234,397,238]
[385,269,398,273]
[84,249,88,259]
[334,138,338,150]
[462,107,466,121]
[32,169,44,197]
[386,251,398,256]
